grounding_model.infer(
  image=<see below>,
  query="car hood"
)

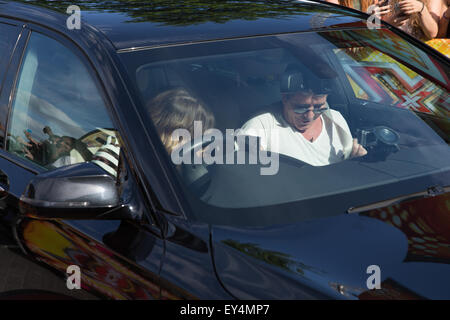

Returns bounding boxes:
[211,192,450,299]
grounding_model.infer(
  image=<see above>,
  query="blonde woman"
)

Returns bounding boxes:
[327,0,444,40]
[147,88,215,155]
[386,0,444,40]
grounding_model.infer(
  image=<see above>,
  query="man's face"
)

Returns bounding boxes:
[55,137,73,154]
[282,92,328,133]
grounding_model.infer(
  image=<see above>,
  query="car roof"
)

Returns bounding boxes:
[1,0,367,51]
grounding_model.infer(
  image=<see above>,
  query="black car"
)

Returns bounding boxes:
[0,0,449,300]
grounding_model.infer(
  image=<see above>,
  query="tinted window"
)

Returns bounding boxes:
[0,23,19,87]
[122,28,450,226]
[332,32,448,118]
[0,23,20,148]
[6,32,121,176]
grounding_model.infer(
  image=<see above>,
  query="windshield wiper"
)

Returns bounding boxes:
[347,185,449,214]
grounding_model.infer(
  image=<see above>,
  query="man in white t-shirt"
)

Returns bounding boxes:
[240,65,367,166]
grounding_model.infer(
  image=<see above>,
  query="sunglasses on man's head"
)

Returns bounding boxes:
[293,104,329,115]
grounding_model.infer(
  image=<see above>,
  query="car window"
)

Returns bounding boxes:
[330,29,449,119]
[6,32,121,176]
[121,28,450,226]
[0,23,21,148]
[0,23,19,87]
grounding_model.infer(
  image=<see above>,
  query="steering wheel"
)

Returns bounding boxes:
[356,126,400,162]
[176,134,217,195]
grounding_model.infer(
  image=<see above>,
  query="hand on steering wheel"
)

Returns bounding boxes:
[175,134,219,195]
[350,138,368,158]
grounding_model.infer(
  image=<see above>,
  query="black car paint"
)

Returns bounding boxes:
[0,0,448,299]
[0,0,238,299]
[212,200,450,299]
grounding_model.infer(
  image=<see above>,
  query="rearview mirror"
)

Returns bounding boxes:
[20,162,129,220]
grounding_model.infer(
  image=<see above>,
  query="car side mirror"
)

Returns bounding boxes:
[19,162,131,220]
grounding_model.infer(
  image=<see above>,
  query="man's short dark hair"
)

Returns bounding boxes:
[280,63,333,96]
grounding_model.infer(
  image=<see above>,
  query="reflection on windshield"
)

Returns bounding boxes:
[122,28,449,224]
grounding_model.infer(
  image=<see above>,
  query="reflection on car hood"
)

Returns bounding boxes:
[4,0,366,50]
[211,193,450,299]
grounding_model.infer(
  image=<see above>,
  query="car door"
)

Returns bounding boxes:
[0,25,164,299]
[0,20,26,223]
[0,19,21,102]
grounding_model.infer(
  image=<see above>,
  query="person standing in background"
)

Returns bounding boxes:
[387,0,444,40]
[326,0,445,40]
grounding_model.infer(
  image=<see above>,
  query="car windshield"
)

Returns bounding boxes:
[121,27,450,226]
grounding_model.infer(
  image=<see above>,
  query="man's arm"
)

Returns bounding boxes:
[327,109,367,159]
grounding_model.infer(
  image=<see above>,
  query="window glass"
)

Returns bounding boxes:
[333,40,448,118]
[0,23,20,147]
[0,23,19,85]
[7,32,120,176]
[121,28,450,225]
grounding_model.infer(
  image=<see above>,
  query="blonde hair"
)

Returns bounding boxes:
[339,0,431,40]
[148,88,215,154]
[392,0,431,40]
